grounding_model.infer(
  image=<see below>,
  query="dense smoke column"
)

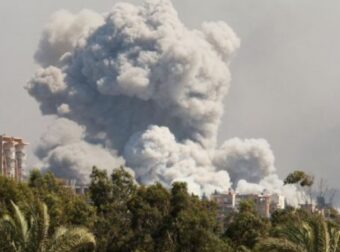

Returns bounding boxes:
[27,0,300,202]
[28,0,240,151]
[34,118,126,183]
[124,125,232,195]
[214,138,276,184]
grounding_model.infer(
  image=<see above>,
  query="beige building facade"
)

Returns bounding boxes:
[0,135,27,182]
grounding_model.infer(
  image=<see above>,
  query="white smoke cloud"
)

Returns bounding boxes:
[27,0,303,202]
[236,175,305,207]
[36,118,125,183]
[35,9,105,67]
[35,118,84,158]
[45,142,125,183]
[124,125,231,195]
[214,138,276,184]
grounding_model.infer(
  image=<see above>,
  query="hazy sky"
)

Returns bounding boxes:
[0,0,339,192]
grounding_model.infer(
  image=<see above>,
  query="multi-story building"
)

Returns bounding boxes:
[235,193,272,218]
[211,190,285,227]
[299,202,316,213]
[211,189,236,228]
[0,135,27,182]
[255,194,271,218]
[62,179,89,194]
[270,193,285,212]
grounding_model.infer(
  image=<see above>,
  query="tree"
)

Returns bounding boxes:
[284,170,314,203]
[28,170,96,232]
[270,207,311,228]
[284,170,314,187]
[89,166,137,252]
[316,178,337,210]
[127,183,171,251]
[0,175,34,215]
[163,182,231,252]
[111,166,136,202]
[89,166,113,211]
[0,201,95,252]
[223,200,270,250]
[255,215,340,252]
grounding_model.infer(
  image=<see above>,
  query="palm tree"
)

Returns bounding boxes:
[0,201,95,252]
[255,215,340,252]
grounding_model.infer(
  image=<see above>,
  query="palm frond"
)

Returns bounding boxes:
[10,201,28,243]
[47,227,96,252]
[274,223,311,251]
[265,215,339,252]
[255,237,304,252]
[52,226,68,240]
[308,216,329,252]
[0,201,96,252]
[36,202,50,251]
[0,215,18,252]
[328,225,340,252]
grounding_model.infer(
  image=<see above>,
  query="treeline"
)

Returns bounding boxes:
[0,167,339,252]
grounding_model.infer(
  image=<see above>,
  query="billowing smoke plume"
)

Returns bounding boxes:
[27,0,301,204]
[124,125,231,195]
[214,138,276,184]
[34,9,105,67]
[35,118,126,183]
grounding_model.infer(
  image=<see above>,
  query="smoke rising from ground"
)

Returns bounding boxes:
[27,0,302,204]
[35,118,126,183]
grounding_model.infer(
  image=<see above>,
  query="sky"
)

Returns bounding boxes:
[0,0,339,197]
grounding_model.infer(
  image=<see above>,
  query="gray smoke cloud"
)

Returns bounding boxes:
[214,138,276,184]
[34,9,105,67]
[27,0,302,203]
[35,118,126,183]
[124,125,232,195]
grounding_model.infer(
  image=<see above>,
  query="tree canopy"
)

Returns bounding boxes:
[284,170,314,187]
[0,168,338,252]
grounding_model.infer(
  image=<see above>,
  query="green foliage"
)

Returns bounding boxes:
[0,168,339,252]
[89,167,113,210]
[0,176,34,215]
[89,171,230,252]
[284,170,314,187]
[89,166,136,251]
[256,214,340,252]
[0,200,95,252]
[163,182,229,252]
[327,208,340,225]
[270,207,313,228]
[127,183,171,251]
[224,200,270,250]
[28,170,96,232]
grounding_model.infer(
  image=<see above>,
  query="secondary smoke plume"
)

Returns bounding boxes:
[35,118,126,183]
[27,0,301,204]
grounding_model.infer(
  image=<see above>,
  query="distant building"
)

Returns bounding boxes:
[255,194,271,218]
[62,179,89,194]
[0,135,27,182]
[235,193,272,218]
[270,193,285,211]
[299,202,316,214]
[211,190,285,228]
[211,189,236,228]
